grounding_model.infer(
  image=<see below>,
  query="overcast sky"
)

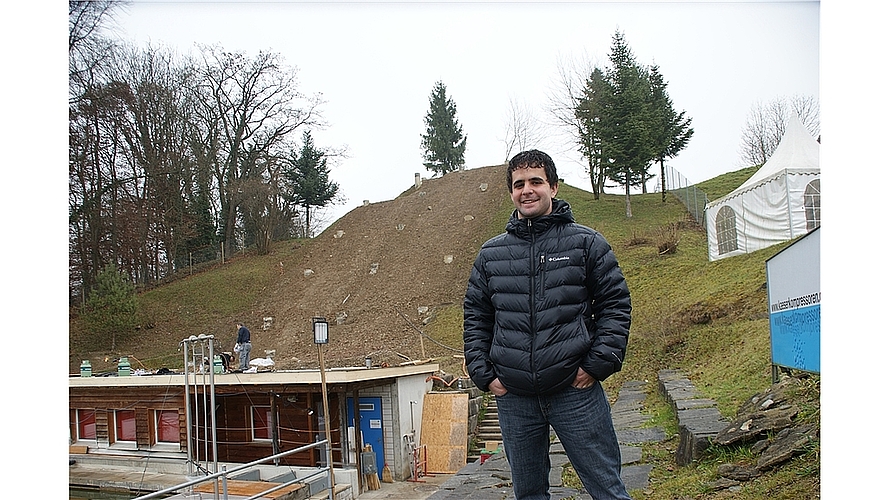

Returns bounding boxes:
[107,0,820,229]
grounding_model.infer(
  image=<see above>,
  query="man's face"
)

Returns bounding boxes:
[510,166,558,219]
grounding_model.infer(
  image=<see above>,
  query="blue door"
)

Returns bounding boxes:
[346,397,384,479]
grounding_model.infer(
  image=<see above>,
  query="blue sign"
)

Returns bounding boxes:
[766,227,820,373]
[769,302,820,372]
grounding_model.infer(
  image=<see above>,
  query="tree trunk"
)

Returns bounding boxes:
[660,157,667,203]
[587,157,601,199]
[625,177,632,218]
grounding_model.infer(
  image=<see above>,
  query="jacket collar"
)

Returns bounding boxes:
[506,198,575,238]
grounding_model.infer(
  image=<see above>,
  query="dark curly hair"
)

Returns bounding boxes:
[506,149,558,191]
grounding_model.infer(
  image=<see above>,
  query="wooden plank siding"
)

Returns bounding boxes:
[96,409,109,447]
[70,386,186,450]
[69,385,344,467]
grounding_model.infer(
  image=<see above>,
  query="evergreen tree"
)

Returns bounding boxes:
[83,262,138,350]
[648,65,694,202]
[284,130,339,238]
[575,67,611,199]
[566,31,694,214]
[602,31,655,217]
[420,81,467,176]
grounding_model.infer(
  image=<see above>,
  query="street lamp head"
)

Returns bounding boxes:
[312,316,329,344]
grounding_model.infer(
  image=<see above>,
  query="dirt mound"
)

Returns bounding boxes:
[253,165,508,370]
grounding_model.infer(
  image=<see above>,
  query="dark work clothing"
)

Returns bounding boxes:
[236,325,252,370]
[463,198,632,397]
[237,325,251,344]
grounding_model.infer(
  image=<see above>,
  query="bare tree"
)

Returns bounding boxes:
[546,53,609,198]
[111,43,200,281]
[69,0,122,51]
[500,96,545,162]
[739,94,820,167]
[69,0,131,301]
[69,0,126,101]
[237,148,279,255]
[190,44,325,256]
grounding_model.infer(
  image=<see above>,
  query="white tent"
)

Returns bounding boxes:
[705,115,820,261]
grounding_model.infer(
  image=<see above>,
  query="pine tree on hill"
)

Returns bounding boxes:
[420,81,467,176]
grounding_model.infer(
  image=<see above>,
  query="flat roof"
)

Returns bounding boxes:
[69,363,440,388]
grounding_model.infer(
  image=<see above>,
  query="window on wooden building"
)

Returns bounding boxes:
[77,409,96,440]
[156,410,179,444]
[251,406,273,441]
[115,410,137,442]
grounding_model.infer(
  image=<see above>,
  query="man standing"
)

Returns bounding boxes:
[235,322,252,371]
[463,150,632,499]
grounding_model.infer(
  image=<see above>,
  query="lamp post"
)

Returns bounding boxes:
[313,317,335,500]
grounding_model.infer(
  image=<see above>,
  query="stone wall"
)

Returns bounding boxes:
[657,369,728,466]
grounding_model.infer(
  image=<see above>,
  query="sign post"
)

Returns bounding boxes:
[313,317,335,500]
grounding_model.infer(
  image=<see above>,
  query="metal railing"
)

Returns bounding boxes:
[136,334,337,500]
[132,440,332,500]
[181,334,219,479]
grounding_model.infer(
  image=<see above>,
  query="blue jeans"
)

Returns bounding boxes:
[495,382,630,500]
[239,342,252,370]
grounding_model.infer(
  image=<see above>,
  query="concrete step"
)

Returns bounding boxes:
[307,483,351,500]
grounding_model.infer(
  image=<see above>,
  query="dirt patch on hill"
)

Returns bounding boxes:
[239,165,510,371]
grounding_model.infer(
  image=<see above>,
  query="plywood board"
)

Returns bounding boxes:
[419,392,468,473]
[194,479,305,500]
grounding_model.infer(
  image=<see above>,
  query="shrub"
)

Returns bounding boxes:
[657,222,681,255]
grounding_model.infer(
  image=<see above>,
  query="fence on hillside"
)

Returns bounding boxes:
[658,165,709,226]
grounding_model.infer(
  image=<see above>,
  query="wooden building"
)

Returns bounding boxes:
[69,364,439,487]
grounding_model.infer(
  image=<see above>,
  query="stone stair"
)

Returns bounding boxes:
[467,397,502,462]
[610,381,666,491]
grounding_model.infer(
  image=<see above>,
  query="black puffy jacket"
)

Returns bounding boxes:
[463,199,631,396]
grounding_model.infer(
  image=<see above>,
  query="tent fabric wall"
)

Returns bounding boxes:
[705,115,820,261]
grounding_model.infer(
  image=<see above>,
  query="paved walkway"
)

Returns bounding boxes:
[355,472,453,499]
[422,380,665,500]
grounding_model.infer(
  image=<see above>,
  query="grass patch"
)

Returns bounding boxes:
[695,165,759,201]
[425,303,468,376]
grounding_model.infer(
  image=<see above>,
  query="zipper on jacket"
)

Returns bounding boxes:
[528,218,537,332]
[528,218,540,393]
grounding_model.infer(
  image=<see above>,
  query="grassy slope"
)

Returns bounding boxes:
[70,248,288,371]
